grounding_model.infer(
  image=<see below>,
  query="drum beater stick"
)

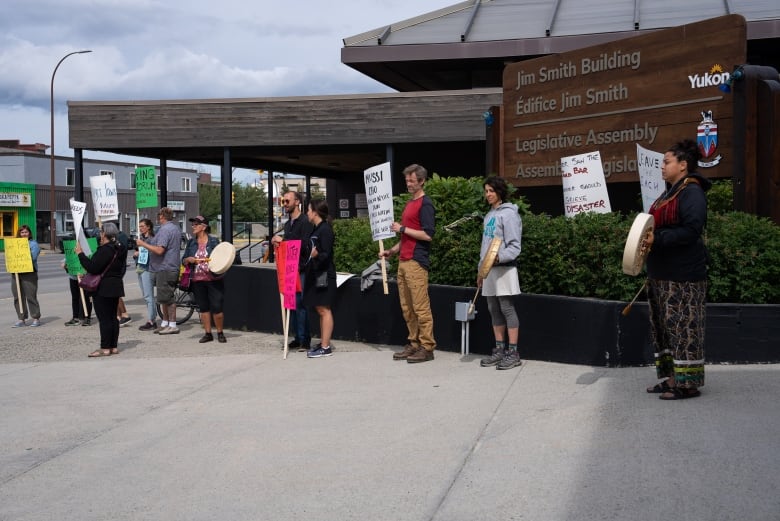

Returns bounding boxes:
[621,281,647,316]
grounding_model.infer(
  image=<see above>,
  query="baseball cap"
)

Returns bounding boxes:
[189,215,208,224]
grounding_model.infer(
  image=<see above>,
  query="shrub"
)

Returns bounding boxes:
[707,179,733,213]
[332,176,780,304]
[705,212,780,303]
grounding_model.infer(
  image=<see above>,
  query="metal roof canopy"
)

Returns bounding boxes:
[68,89,502,178]
[342,0,780,92]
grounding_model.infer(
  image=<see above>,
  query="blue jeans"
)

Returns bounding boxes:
[137,269,156,322]
[289,275,310,346]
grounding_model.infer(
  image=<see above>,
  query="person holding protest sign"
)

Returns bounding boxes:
[135,207,182,335]
[477,177,523,370]
[113,227,132,327]
[76,222,127,357]
[10,225,42,327]
[182,216,227,343]
[61,258,93,327]
[303,199,336,358]
[380,164,437,363]
[271,190,313,352]
[133,218,157,331]
[643,139,711,400]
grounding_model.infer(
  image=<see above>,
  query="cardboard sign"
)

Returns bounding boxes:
[4,238,33,273]
[69,198,93,256]
[561,151,612,217]
[135,166,158,209]
[363,162,395,241]
[89,176,119,221]
[636,144,665,212]
[63,238,99,275]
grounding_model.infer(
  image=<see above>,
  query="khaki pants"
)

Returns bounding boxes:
[397,260,436,352]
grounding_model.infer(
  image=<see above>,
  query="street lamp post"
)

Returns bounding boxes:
[49,49,91,249]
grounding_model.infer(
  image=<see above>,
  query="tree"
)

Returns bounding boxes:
[232,182,268,222]
[198,182,268,223]
[198,183,221,220]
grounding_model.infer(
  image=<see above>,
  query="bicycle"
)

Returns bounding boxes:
[157,285,199,325]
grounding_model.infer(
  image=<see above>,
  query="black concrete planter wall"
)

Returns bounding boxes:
[223,265,779,366]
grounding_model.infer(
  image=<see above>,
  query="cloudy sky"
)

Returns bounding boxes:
[0,0,454,182]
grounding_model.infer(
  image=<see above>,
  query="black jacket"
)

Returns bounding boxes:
[78,242,127,298]
[646,173,712,281]
[282,213,314,271]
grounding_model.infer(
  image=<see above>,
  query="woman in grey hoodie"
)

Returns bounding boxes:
[477,177,523,370]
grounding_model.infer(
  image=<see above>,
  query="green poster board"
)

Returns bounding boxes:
[135,166,158,209]
[63,238,99,275]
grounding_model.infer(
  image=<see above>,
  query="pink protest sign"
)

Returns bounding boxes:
[275,240,301,309]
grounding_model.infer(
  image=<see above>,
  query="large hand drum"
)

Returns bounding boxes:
[622,213,654,276]
[209,242,237,275]
[478,237,503,279]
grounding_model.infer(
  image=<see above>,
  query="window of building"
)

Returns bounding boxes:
[1,212,15,237]
[181,177,191,192]
[66,168,75,186]
[99,170,115,179]
[130,172,136,189]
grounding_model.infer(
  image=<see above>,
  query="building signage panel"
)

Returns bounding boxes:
[0,193,31,207]
[502,15,747,187]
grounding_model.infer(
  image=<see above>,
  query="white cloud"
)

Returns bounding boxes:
[0,0,454,180]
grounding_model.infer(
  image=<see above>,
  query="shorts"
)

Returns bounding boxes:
[155,270,180,304]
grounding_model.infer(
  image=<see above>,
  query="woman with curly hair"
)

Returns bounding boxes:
[644,139,711,400]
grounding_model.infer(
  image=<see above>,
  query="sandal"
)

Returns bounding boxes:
[110,348,120,355]
[659,388,701,400]
[88,349,112,358]
[647,380,672,393]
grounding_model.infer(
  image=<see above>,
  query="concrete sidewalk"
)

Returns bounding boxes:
[1,277,778,520]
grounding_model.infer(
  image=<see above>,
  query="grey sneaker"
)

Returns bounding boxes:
[496,350,522,370]
[159,327,180,335]
[480,347,505,367]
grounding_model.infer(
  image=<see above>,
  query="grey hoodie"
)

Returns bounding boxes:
[479,202,522,269]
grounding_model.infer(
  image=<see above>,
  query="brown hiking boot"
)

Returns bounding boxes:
[393,343,417,360]
[407,346,434,364]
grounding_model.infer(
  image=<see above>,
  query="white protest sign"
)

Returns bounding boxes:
[363,162,395,241]
[561,150,612,218]
[69,198,92,256]
[89,176,119,221]
[636,143,665,212]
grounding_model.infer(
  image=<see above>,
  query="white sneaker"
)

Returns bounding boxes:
[12,320,25,328]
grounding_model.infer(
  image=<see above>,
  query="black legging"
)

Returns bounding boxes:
[69,278,92,319]
[93,295,120,349]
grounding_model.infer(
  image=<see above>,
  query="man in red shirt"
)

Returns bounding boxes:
[380,164,437,363]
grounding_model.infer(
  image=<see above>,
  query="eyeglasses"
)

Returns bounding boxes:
[282,199,292,204]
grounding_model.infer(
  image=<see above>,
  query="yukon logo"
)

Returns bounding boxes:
[688,64,730,89]
[697,110,721,168]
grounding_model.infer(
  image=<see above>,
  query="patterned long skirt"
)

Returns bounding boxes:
[647,279,706,389]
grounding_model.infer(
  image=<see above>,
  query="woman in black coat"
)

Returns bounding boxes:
[303,199,336,358]
[76,222,128,357]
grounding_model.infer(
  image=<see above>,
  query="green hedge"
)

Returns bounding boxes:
[333,176,780,304]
